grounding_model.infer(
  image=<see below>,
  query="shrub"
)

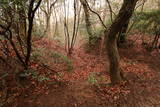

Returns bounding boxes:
[30,47,46,61]
[32,22,45,38]
[19,69,50,82]
[88,73,98,84]
[50,52,73,72]
[131,10,160,35]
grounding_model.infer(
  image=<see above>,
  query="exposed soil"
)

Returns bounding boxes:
[1,35,160,107]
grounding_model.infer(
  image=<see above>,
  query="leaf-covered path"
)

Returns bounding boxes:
[2,36,160,107]
[13,36,160,107]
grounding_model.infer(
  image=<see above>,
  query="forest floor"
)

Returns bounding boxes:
[1,34,160,107]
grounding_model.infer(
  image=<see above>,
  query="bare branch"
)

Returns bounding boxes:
[33,0,42,13]
[105,0,114,22]
[84,0,107,29]
[50,0,58,11]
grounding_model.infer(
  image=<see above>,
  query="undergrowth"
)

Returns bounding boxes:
[50,51,73,72]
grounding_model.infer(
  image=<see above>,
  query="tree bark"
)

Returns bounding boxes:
[44,14,51,36]
[117,19,130,45]
[105,0,138,85]
[157,0,160,9]
[25,0,42,68]
[80,0,94,45]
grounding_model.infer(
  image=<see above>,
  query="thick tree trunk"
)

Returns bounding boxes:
[105,0,138,85]
[117,19,130,45]
[106,36,122,84]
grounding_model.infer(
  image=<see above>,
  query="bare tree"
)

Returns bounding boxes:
[105,0,114,23]
[80,0,95,45]
[105,0,138,85]
[25,0,42,68]
[63,0,81,55]
[0,0,42,69]
[40,0,58,36]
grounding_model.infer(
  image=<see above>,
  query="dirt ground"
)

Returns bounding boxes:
[1,35,160,107]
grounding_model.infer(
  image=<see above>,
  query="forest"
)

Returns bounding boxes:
[0,0,160,106]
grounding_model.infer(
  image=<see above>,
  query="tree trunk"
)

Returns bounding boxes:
[80,0,94,45]
[19,8,27,38]
[117,19,130,45]
[25,0,42,68]
[106,37,121,84]
[25,15,34,67]
[157,0,160,10]
[45,15,51,36]
[105,0,138,85]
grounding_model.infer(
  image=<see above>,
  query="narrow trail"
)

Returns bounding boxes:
[15,37,160,107]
